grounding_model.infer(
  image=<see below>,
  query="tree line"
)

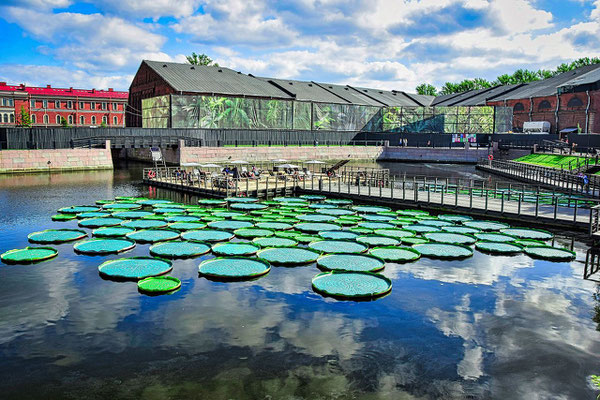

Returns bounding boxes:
[416,57,600,96]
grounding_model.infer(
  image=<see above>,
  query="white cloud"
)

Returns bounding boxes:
[90,0,202,19]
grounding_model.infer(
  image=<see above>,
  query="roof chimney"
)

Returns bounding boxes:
[92,89,95,93]
[0,82,6,86]
[108,88,113,92]
[69,87,73,91]
[46,85,51,88]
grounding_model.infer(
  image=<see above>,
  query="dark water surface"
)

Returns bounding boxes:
[0,163,599,400]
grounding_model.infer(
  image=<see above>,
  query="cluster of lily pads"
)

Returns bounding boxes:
[0,194,576,299]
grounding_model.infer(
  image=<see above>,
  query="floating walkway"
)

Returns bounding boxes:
[144,167,599,233]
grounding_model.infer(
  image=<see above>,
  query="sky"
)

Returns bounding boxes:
[0,0,599,93]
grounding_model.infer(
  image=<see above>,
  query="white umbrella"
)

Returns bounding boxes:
[231,160,249,164]
[305,160,325,164]
[201,163,221,168]
[271,158,288,162]
[180,162,201,167]
[276,163,300,169]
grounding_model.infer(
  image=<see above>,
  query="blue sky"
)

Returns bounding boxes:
[0,0,599,92]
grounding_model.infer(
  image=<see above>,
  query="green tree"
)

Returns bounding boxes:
[60,117,71,128]
[415,83,437,96]
[16,106,32,128]
[186,52,219,66]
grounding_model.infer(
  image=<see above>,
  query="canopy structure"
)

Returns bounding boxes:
[276,164,301,169]
[230,160,249,165]
[180,162,202,167]
[201,163,221,168]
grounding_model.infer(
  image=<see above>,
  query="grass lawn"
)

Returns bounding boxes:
[514,153,598,170]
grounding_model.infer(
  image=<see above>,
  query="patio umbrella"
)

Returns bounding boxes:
[305,160,325,164]
[180,162,202,167]
[271,159,288,162]
[276,164,300,169]
[231,160,249,164]
[201,163,221,168]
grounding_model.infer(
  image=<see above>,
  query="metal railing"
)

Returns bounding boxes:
[479,159,600,198]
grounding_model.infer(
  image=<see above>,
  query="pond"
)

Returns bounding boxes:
[0,164,599,400]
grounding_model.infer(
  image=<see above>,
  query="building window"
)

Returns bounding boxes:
[30,99,35,108]
[2,98,13,107]
[79,101,84,109]
[513,102,525,112]
[10,114,14,123]
[55,100,60,109]
[42,100,48,108]
[567,97,583,107]
[91,116,96,125]
[67,100,73,109]
[113,102,118,111]
[68,115,73,125]
[31,114,36,123]
[80,115,85,125]
[102,115,107,124]
[91,102,96,110]
[538,100,552,110]
[2,114,7,123]
[56,115,61,124]
[101,102,107,110]
[43,114,49,124]
[113,116,118,125]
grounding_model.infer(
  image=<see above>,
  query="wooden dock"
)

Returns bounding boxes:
[144,167,600,233]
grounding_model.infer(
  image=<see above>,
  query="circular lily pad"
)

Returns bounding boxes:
[98,257,172,280]
[92,226,135,238]
[514,239,545,247]
[349,227,373,234]
[400,237,430,245]
[413,243,473,259]
[373,229,415,239]
[234,228,274,239]
[212,242,260,256]
[295,234,321,244]
[52,214,77,221]
[356,235,400,247]
[309,203,338,209]
[424,232,476,245]
[58,205,101,214]
[181,229,234,243]
[165,215,201,222]
[352,206,391,214]
[441,226,481,235]
[28,229,87,244]
[523,246,576,261]
[317,208,355,216]
[137,276,181,294]
[474,232,516,243]
[168,222,207,231]
[230,203,268,211]
[500,228,553,240]
[397,209,429,217]
[318,231,359,240]
[257,247,320,265]
[362,214,394,222]
[112,211,154,219]
[312,271,392,299]
[274,230,302,239]
[295,222,342,233]
[102,203,142,210]
[253,237,298,248]
[137,199,173,206]
[357,222,395,230]
[208,220,254,231]
[149,241,210,258]
[121,219,167,229]
[1,247,58,264]
[419,220,454,227]
[308,240,368,254]
[199,257,270,279]
[403,224,441,234]
[74,238,136,255]
[198,199,227,206]
[438,214,473,223]
[317,253,385,272]
[77,211,111,219]
[225,197,258,203]
[475,241,523,254]
[324,199,353,205]
[78,217,123,228]
[154,208,186,214]
[297,214,337,222]
[255,222,293,231]
[369,246,421,262]
[126,229,180,243]
[464,220,510,231]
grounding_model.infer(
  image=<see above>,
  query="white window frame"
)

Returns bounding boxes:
[43,114,49,124]
[56,115,61,124]
[55,100,60,109]
[91,102,96,110]
[67,100,73,109]
[113,102,118,110]
[42,100,48,108]
[31,114,36,123]
[79,101,84,109]
[30,99,35,108]
[113,116,118,125]
[91,115,96,125]
[80,115,85,125]
[68,115,73,125]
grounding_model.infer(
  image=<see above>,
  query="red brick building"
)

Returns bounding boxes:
[0,82,128,128]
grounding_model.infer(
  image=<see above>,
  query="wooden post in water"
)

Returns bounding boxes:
[266,176,269,198]
[574,199,578,223]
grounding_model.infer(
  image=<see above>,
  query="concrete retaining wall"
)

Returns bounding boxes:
[0,140,113,174]
[180,145,385,164]
[381,147,489,163]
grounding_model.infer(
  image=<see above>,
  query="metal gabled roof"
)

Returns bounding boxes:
[143,60,293,100]
[349,86,421,107]
[312,83,383,106]
[263,78,347,103]
[430,91,466,106]
[557,65,600,89]
[402,92,435,106]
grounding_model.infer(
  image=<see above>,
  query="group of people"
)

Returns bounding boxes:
[221,165,261,179]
